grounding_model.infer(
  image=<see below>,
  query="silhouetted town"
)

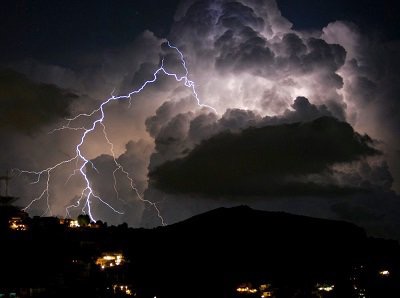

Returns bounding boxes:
[1,194,399,297]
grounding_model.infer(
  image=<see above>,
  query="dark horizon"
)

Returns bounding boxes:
[2,204,400,297]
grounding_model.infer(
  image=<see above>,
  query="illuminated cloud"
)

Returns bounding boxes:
[1,0,399,238]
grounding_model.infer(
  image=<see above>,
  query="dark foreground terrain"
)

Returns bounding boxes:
[1,205,400,297]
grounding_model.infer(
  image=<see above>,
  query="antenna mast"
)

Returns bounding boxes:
[0,170,11,196]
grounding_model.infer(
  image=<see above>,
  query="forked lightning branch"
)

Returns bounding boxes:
[15,41,216,225]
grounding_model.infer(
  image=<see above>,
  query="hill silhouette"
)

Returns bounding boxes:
[137,206,371,297]
[1,205,399,297]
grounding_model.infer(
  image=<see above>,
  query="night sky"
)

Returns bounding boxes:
[1,0,400,240]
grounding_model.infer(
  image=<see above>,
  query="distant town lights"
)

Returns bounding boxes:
[9,217,27,231]
[379,270,390,276]
[317,284,335,292]
[236,286,257,293]
[96,253,125,269]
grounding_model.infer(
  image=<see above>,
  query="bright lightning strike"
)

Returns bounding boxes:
[15,41,215,225]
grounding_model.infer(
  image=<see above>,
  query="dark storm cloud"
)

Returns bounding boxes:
[150,116,379,196]
[262,96,334,124]
[0,69,78,133]
[302,38,346,74]
[145,98,198,138]
[145,96,340,174]
[215,29,346,80]
[279,33,307,57]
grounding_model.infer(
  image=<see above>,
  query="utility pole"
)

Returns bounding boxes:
[0,170,11,197]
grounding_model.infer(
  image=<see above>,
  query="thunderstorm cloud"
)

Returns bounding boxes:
[149,116,380,196]
[0,69,78,133]
[1,0,400,240]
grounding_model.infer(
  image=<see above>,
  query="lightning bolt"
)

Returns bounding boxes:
[15,41,215,225]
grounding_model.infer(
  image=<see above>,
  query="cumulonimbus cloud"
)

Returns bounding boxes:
[2,0,400,239]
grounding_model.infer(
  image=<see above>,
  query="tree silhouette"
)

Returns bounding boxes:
[77,214,90,227]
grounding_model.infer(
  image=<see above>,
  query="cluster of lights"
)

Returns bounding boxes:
[236,286,257,294]
[59,218,80,228]
[60,218,102,228]
[9,217,27,231]
[317,284,335,292]
[259,284,273,298]
[112,284,134,296]
[236,283,274,297]
[96,253,124,269]
[69,220,79,228]
[353,285,366,298]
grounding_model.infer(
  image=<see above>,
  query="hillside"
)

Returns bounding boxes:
[1,205,399,297]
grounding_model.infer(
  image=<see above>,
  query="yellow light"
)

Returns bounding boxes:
[236,286,258,294]
[379,270,390,276]
[9,218,27,231]
[96,253,125,269]
[318,285,334,292]
[103,255,116,260]
[69,220,79,228]
[249,289,257,293]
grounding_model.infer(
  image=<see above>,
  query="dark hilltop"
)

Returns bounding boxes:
[1,205,399,297]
